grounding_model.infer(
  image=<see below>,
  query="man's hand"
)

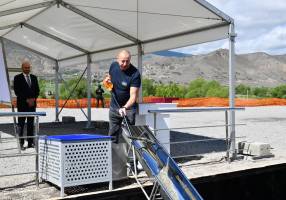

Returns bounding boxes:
[26,98,35,107]
[118,107,127,117]
[103,75,113,91]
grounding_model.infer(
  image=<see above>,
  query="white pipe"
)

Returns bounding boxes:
[137,43,143,103]
[229,23,237,160]
[55,61,59,122]
[86,54,92,127]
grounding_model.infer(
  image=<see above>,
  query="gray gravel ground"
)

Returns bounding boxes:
[1,106,286,199]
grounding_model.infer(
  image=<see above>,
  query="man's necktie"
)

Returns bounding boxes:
[26,75,31,87]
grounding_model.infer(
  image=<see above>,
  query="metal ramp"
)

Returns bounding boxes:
[122,125,203,200]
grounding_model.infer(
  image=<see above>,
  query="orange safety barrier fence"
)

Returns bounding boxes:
[173,97,286,107]
[2,97,286,109]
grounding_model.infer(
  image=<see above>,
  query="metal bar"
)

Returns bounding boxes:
[0,171,39,178]
[86,54,92,128]
[150,182,160,200]
[194,0,234,23]
[2,2,57,39]
[160,136,246,145]
[60,142,65,197]
[0,153,39,159]
[225,110,230,162]
[143,22,229,44]
[0,23,19,30]
[127,163,150,200]
[60,1,139,44]
[55,61,60,122]
[35,116,39,187]
[57,67,88,117]
[153,113,157,136]
[229,23,237,160]
[2,38,56,61]
[57,72,88,119]
[6,67,22,72]
[0,135,41,140]
[148,107,244,113]
[152,123,246,131]
[0,1,55,17]
[58,43,134,62]
[22,23,89,54]
[0,113,44,189]
[132,146,138,177]
[137,43,143,103]
[0,112,46,117]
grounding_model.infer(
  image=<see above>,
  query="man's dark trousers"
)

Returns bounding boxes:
[18,106,35,147]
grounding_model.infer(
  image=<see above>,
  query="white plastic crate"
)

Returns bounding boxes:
[39,134,112,197]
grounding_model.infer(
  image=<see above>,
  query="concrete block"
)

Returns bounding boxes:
[62,116,75,123]
[237,141,272,157]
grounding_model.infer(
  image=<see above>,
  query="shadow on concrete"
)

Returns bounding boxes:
[170,130,226,158]
[0,121,109,137]
[0,180,35,191]
[1,122,226,158]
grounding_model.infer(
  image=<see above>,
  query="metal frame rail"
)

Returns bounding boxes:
[148,107,245,162]
[0,112,46,187]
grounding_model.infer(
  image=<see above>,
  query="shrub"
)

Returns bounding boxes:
[60,77,90,99]
[38,79,46,98]
[252,87,271,98]
[236,84,251,95]
[142,79,156,96]
[271,85,286,98]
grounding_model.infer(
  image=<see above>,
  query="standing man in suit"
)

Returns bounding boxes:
[14,60,39,150]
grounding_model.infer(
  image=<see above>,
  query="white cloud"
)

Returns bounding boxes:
[175,0,286,55]
[244,25,286,54]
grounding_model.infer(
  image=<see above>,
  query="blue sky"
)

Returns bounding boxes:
[175,0,286,55]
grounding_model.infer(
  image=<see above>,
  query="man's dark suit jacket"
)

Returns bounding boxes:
[14,73,40,111]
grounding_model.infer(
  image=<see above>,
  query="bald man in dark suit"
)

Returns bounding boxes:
[14,61,39,150]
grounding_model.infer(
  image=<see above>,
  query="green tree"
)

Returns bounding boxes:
[38,79,46,98]
[252,87,270,98]
[185,78,208,98]
[142,79,156,96]
[236,84,251,95]
[271,85,286,98]
[154,84,167,97]
[206,86,228,97]
[60,77,89,99]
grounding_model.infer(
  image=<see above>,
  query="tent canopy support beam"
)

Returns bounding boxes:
[21,23,89,54]
[60,1,140,44]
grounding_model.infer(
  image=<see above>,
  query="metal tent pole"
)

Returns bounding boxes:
[86,54,92,128]
[55,60,59,122]
[228,23,237,160]
[137,43,143,103]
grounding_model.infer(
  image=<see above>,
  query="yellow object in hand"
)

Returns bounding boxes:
[103,75,113,91]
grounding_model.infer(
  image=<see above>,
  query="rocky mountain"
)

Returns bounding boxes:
[143,50,286,87]
[4,40,286,87]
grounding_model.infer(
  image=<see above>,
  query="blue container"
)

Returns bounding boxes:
[42,134,111,142]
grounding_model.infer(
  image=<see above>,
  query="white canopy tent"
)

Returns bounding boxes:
[0,43,10,103]
[0,0,237,158]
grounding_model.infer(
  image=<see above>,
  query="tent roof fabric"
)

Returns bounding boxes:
[0,0,233,64]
